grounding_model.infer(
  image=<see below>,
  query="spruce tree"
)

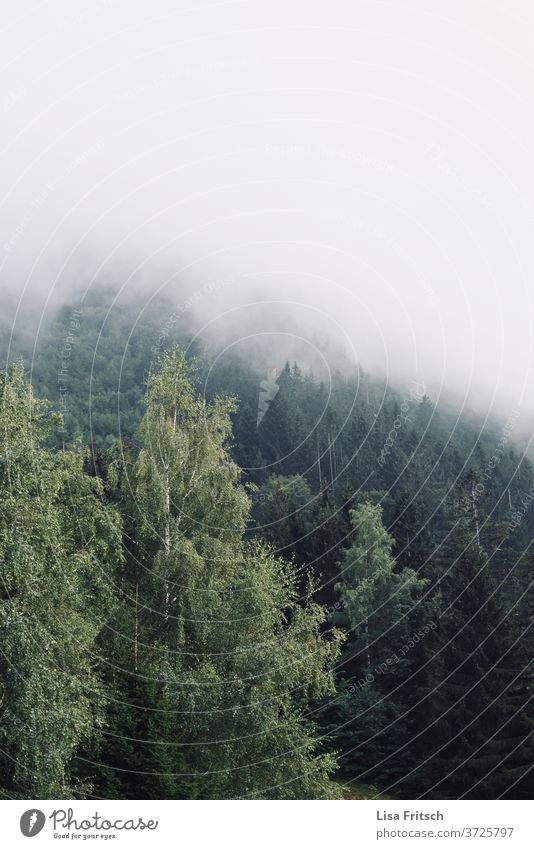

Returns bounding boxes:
[325,502,427,788]
[415,474,529,799]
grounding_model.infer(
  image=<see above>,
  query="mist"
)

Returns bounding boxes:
[1,0,533,430]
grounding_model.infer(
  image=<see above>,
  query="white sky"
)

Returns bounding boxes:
[1,0,533,420]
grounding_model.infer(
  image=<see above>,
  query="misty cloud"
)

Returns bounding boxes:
[1,0,533,426]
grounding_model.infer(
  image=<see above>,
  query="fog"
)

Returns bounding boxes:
[1,0,533,427]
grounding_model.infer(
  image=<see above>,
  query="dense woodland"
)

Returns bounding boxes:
[0,289,532,799]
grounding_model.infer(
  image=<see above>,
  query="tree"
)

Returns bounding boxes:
[411,475,531,799]
[391,489,434,578]
[99,350,341,799]
[324,502,427,787]
[0,365,123,798]
[336,503,427,675]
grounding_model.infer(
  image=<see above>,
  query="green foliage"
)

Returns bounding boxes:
[336,503,427,670]
[404,478,534,799]
[0,364,123,798]
[1,288,533,800]
[319,503,428,787]
[97,351,341,799]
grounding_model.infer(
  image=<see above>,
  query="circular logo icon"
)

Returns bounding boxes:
[20,810,46,837]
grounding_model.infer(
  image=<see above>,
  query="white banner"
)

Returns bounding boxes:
[1,800,531,848]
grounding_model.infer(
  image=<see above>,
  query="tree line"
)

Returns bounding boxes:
[1,291,532,799]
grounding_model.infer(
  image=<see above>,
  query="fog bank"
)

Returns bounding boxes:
[1,0,534,427]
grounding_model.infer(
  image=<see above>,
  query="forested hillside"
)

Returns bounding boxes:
[1,290,532,799]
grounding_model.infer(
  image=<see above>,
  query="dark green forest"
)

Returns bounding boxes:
[0,289,532,800]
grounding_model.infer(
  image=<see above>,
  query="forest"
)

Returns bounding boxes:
[0,288,532,800]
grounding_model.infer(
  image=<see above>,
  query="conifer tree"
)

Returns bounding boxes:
[414,474,529,799]
[324,502,427,787]
[336,503,427,675]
